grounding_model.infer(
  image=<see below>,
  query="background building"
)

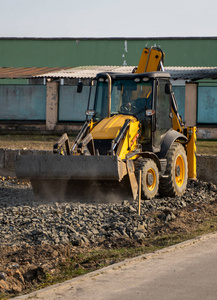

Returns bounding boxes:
[0,37,217,138]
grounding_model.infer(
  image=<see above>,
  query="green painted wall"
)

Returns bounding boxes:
[1,38,217,68]
[0,85,46,120]
[197,86,217,124]
[59,85,95,121]
[0,79,28,84]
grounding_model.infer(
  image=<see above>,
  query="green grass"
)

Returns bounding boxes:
[0,134,76,151]
[0,136,217,299]
[0,135,216,155]
[1,213,217,299]
[197,139,217,155]
[36,213,217,289]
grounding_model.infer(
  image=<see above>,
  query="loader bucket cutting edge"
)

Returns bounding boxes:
[15,155,127,180]
[15,155,135,203]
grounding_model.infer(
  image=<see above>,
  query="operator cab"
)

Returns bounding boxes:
[92,72,172,153]
[93,73,154,122]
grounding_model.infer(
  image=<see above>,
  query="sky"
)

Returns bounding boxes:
[0,0,217,38]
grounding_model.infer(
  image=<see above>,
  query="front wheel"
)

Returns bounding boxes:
[159,142,188,197]
[141,159,159,200]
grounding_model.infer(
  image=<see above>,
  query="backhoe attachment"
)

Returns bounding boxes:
[135,46,165,73]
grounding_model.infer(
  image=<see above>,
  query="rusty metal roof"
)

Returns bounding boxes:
[1,66,217,81]
[0,67,69,79]
[34,66,217,81]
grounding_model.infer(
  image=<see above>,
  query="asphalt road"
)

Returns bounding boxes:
[14,233,217,300]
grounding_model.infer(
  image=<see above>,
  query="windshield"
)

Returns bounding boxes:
[93,78,153,121]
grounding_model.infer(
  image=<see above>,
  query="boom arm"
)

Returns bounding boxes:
[135,47,165,73]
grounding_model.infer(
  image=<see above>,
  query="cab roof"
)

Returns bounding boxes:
[96,71,171,80]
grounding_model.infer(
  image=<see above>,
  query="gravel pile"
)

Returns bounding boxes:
[0,177,216,248]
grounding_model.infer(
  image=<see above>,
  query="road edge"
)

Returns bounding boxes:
[12,231,217,300]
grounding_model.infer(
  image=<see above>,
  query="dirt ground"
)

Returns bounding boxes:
[1,197,217,298]
[0,136,217,298]
[0,135,62,151]
[0,135,217,155]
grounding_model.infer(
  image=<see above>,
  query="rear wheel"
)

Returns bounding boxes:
[141,159,159,200]
[159,142,188,197]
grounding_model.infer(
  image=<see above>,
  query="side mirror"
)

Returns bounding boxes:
[77,81,83,93]
[165,82,172,94]
[86,109,95,117]
[146,109,155,116]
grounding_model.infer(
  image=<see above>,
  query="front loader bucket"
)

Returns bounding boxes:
[15,154,136,203]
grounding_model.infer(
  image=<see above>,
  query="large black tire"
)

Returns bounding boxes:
[140,158,159,200]
[159,142,188,197]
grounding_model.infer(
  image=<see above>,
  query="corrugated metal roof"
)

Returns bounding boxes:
[166,67,217,80]
[34,66,134,79]
[34,65,217,81]
[0,67,69,79]
[1,66,217,81]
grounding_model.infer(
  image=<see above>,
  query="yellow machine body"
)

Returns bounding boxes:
[135,47,164,73]
[186,126,197,179]
[171,107,183,133]
[91,114,140,160]
[15,46,197,203]
[171,105,197,180]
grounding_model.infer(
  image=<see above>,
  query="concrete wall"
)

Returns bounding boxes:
[46,82,59,130]
[196,155,217,185]
[58,85,95,122]
[0,149,216,186]
[0,81,216,138]
[197,128,217,139]
[0,149,51,177]
[185,83,197,127]
[197,86,217,124]
[0,85,46,120]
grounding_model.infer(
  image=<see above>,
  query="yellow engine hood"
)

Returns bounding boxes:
[91,115,138,139]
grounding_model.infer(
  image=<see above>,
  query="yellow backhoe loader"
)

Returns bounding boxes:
[15,47,197,203]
